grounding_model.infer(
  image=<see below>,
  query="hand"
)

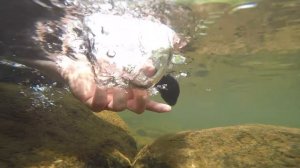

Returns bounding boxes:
[58,58,171,114]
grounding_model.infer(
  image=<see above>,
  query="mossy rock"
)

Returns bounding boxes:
[0,83,137,168]
[132,124,300,168]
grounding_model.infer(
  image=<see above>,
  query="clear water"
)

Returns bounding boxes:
[119,0,300,144]
[1,0,299,146]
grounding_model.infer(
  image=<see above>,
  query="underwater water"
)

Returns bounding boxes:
[119,0,300,144]
[0,0,299,147]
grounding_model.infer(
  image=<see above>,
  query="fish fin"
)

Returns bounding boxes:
[155,74,180,106]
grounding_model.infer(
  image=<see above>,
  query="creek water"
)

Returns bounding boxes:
[119,0,300,144]
[0,0,299,146]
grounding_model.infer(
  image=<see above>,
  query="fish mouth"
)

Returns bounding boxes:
[119,65,159,89]
[89,58,161,89]
[125,52,172,89]
[128,76,160,89]
[88,45,173,89]
[129,81,154,89]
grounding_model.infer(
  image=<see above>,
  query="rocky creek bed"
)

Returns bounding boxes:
[0,83,299,168]
[1,1,300,167]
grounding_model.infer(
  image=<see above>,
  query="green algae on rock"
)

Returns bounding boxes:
[132,124,300,168]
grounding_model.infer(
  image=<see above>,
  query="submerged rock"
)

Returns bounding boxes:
[0,83,137,168]
[2,83,300,168]
[132,124,300,168]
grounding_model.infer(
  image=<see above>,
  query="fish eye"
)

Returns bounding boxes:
[106,49,116,57]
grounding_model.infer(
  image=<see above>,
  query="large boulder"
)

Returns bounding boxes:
[133,124,300,168]
[0,83,137,168]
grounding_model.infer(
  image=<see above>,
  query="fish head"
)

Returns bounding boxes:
[84,14,176,88]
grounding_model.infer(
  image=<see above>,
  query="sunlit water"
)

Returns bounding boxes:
[1,0,300,146]
[119,0,300,144]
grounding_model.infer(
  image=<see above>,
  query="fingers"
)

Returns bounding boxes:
[61,59,109,112]
[126,89,172,114]
[107,88,127,112]
[61,58,171,113]
[86,87,172,113]
[127,89,147,114]
[87,86,108,112]
[73,81,171,113]
[146,100,172,113]
[128,98,172,114]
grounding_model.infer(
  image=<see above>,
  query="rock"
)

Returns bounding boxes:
[0,83,137,168]
[95,110,130,133]
[132,124,300,168]
[189,0,300,56]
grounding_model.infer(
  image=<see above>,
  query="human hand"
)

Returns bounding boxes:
[58,58,171,114]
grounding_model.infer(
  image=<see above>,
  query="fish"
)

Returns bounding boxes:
[0,0,181,105]
[83,13,177,88]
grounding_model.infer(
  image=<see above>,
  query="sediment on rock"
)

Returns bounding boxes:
[0,83,137,168]
[132,124,300,168]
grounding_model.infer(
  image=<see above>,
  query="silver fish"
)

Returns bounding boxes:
[0,0,181,105]
[83,14,177,88]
